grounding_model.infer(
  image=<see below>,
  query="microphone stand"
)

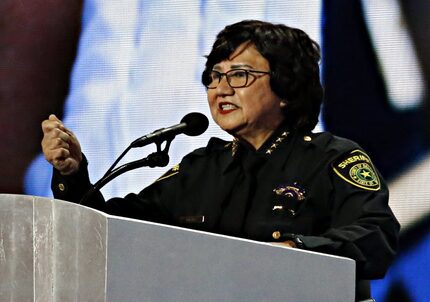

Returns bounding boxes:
[79,135,174,205]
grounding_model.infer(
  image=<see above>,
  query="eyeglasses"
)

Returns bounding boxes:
[206,69,271,89]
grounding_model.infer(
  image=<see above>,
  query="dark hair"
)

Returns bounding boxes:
[202,20,323,131]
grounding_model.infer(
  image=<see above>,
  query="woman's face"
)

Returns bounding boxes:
[207,42,285,148]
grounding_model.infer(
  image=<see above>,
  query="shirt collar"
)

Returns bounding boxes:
[230,123,291,157]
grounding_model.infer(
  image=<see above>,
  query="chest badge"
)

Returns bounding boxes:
[272,183,306,216]
[273,183,306,200]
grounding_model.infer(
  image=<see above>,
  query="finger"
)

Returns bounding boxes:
[58,158,80,175]
[49,114,68,131]
[42,119,65,133]
[63,128,76,139]
[42,128,69,147]
[52,157,64,168]
[41,119,57,132]
[53,158,69,172]
[61,129,81,151]
[270,241,295,248]
[42,134,68,152]
[45,148,70,165]
[54,128,71,143]
[44,114,68,132]
[45,127,70,143]
[48,147,70,160]
[50,138,70,150]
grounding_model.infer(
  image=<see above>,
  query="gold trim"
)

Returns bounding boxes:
[231,138,239,156]
[332,149,381,191]
[156,171,179,182]
[333,169,380,191]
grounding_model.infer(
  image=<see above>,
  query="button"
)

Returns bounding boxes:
[58,183,65,191]
[303,136,312,142]
[272,231,281,240]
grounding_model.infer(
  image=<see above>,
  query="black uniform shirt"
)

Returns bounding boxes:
[52,126,400,299]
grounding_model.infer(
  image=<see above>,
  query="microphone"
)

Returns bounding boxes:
[81,113,209,204]
[130,112,209,148]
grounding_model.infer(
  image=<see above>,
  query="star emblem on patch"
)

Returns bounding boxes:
[332,149,381,191]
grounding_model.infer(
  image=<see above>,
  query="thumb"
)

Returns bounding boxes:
[49,114,62,123]
[48,114,67,130]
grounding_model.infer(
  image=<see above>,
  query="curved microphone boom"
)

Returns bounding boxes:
[80,112,209,204]
[130,112,209,148]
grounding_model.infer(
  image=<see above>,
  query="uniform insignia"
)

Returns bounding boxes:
[231,138,239,156]
[332,150,381,191]
[273,183,306,200]
[272,183,306,216]
[265,131,289,155]
[225,139,239,156]
[155,164,180,182]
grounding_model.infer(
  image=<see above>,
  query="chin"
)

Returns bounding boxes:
[220,124,246,137]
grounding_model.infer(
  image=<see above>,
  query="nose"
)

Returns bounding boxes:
[215,75,234,95]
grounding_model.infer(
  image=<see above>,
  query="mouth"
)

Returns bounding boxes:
[219,102,238,115]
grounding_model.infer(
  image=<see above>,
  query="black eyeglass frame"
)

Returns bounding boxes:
[205,69,271,89]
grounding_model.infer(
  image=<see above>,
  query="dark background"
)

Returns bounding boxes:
[0,0,82,193]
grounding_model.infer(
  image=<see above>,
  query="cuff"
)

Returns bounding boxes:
[51,154,92,202]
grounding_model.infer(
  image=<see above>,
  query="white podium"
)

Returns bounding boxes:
[0,194,355,301]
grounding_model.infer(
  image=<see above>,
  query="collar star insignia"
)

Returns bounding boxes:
[231,138,239,156]
[265,131,289,155]
[229,131,289,156]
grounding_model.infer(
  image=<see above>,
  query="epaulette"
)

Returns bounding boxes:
[307,132,358,153]
[155,164,180,182]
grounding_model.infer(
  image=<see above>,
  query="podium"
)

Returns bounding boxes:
[0,194,355,301]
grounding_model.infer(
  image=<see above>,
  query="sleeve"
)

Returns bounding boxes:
[52,154,96,203]
[51,154,180,224]
[296,149,400,279]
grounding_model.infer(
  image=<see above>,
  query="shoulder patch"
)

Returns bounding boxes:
[332,150,381,191]
[155,164,180,182]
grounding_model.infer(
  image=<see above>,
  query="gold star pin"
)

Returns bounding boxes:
[264,131,289,155]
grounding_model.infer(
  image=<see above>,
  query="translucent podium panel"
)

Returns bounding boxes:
[0,194,355,302]
[0,194,106,302]
[106,218,355,302]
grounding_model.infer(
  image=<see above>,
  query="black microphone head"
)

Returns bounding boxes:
[181,112,209,136]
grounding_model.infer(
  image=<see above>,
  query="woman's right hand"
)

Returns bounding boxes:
[41,114,83,175]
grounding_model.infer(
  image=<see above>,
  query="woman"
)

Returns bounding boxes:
[42,20,399,300]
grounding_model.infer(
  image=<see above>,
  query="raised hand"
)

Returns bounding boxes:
[41,114,82,175]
